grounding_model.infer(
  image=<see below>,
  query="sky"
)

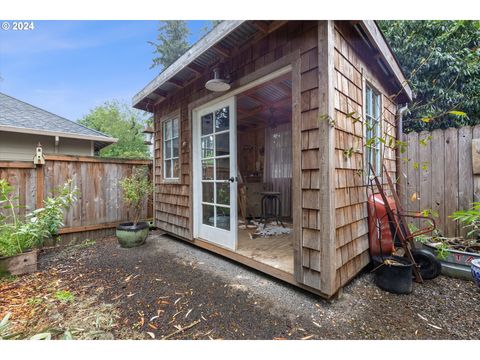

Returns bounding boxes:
[0,20,210,121]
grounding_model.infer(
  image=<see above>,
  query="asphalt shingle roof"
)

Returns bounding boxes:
[0,92,113,140]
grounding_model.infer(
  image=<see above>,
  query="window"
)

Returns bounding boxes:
[163,117,180,180]
[365,84,382,176]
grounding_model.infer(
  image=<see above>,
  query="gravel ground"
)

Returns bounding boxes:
[35,231,479,340]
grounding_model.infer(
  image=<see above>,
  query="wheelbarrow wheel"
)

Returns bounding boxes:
[412,249,442,280]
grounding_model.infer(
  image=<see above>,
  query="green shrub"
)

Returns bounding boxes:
[450,203,480,239]
[119,167,152,226]
[0,179,78,257]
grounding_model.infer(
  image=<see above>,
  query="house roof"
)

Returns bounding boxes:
[0,92,116,151]
[133,20,412,112]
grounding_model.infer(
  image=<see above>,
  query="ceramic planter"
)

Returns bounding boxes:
[116,222,149,248]
[0,249,38,275]
[471,258,480,287]
[423,243,480,281]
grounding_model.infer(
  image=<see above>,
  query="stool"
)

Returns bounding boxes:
[260,191,284,228]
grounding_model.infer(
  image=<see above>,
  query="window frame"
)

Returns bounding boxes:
[160,112,181,182]
[364,81,383,178]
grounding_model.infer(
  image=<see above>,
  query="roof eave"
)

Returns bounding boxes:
[360,20,413,102]
[132,20,246,111]
[133,20,413,110]
[0,125,117,143]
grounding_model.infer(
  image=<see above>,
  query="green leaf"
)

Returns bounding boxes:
[448,110,467,117]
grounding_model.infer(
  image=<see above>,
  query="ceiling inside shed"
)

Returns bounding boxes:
[237,73,292,132]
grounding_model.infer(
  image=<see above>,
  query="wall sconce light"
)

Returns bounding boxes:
[142,126,154,145]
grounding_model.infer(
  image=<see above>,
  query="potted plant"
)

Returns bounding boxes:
[411,205,480,280]
[0,179,77,275]
[116,167,152,248]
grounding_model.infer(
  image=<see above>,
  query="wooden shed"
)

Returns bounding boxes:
[133,21,412,298]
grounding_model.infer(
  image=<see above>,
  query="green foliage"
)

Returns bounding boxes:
[450,202,480,239]
[408,223,430,244]
[379,20,480,132]
[435,242,450,261]
[408,222,449,260]
[0,180,77,257]
[54,290,75,303]
[119,167,152,225]
[78,100,150,159]
[149,20,190,70]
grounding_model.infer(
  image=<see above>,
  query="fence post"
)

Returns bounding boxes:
[33,143,45,209]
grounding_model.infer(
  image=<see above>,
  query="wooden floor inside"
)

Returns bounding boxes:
[235,222,294,274]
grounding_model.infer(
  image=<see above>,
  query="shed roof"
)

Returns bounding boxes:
[133,20,412,112]
[0,92,116,151]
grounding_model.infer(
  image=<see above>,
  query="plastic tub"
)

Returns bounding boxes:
[372,255,413,294]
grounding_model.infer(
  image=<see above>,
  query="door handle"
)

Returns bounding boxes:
[228,177,236,183]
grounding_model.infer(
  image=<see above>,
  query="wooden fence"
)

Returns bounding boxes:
[0,154,153,243]
[399,125,480,238]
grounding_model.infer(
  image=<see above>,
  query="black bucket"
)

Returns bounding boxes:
[372,255,413,294]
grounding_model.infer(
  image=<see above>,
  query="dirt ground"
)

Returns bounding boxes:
[1,231,479,340]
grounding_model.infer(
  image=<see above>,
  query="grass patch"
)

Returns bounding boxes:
[54,290,74,303]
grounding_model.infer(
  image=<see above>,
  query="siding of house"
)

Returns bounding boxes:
[332,21,398,289]
[0,132,93,161]
[151,20,403,295]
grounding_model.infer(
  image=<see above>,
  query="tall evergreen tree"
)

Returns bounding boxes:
[149,20,190,70]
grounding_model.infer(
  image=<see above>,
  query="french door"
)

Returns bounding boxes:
[193,97,237,250]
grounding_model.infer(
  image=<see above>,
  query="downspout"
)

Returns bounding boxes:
[396,104,408,199]
[152,130,156,228]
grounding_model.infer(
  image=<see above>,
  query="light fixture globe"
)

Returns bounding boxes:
[205,67,230,92]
